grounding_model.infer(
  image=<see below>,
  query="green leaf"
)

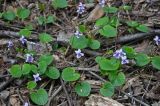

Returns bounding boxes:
[100,82,114,97]
[121,5,132,10]
[17,8,30,19]
[10,65,22,78]
[88,39,100,50]
[45,67,60,79]
[122,46,136,58]
[19,29,31,37]
[135,53,150,66]
[126,21,139,27]
[151,56,160,70]
[3,10,16,21]
[103,6,118,13]
[27,81,37,90]
[39,54,53,65]
[37,16,45,25]
[38,61,47,74]
[109,72,126,86]
[52,0,68,9]
[95,56,106,64]
[30,88,48,105]
[30,65,38,73]
[70,36,88,49]
[46,15,55,24]
[61,67,80,81]
[99,58,120,71]
[39,33,53,43]
[110,17,120,27]
[95,17,109,26]
[79,25,86,33]
[136,24,149,33]
[75,81,91,97]
[99,25,117,37]
[22,64,31,75]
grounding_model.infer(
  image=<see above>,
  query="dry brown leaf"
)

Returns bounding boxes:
[9,96,20,106]
[86,5,104,22]
[85,94,124,106]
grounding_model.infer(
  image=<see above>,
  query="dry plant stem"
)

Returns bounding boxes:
[16,88,24,103]
[46,81,55,106]
[60,78,72,106]
[87,71,150,106]
[75,67,99,72]
[0,78,14,92]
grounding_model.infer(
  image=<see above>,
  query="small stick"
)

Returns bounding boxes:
[60,79,72,106]
[0,78,14,92]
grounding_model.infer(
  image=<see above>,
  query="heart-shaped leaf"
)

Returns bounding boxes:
[99,58,120,71]
[99,25,117,37]
[39,33,54,43]
[75,81,91,97]
[27,81,37,90]
[22,64,31,75]
[17,8,30,19]
[70,36,88,49]
[61,67,80,81]
[38,61,47,74]
[10,65,22,78]
[136,24,149,33]
[39,54,53,65]
[45,67,60,79]
[135,53,150,66]
[88,39,100,50]
[100,82,114,97]
[30,88,48,105]
[151,56,160,70]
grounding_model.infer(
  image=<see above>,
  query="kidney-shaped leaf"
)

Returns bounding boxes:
[45,67,60,79]
[100,82,114,97]
[151,56,160,70]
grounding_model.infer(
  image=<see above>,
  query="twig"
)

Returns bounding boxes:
[0,78,14,91]
[16,88,24,103]
[86,71,150,106]
[75,67,99,72]
[46,81,54,106]
[60,79,72,106]
[46,85,63,106]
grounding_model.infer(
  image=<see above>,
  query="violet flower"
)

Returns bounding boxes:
[77,2,85,14]
[24,102,29,106]
[154,36,160,45]
[121,56,129,64]
[113,49,126,59]
[25,54,34,63]
[99,0,106,7]
[33,73,41,82]
[75,49,84,58]
[74,30,82,38]
[7,41,14,48]
[20,36,27,44]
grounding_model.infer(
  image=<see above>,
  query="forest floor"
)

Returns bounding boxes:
[0,0,160,106]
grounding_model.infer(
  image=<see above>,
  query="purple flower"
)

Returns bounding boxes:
[77,2,85,14]
[24,102,29,106]
[20,36,27,44]
[75,49,84,58]
[113,49,126,59]
[121,56,129,64]
[33,73,41,82]
[99,0,106,7]
[7,41,14,48]
[74,30,82,38]
[154,36,160,45]
[25,54,34,63]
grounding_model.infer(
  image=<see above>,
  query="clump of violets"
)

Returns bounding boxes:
[77,2,85,14]
[20,36,27,44]
[113,49,129,64]
[7,41,14,48]
[99,0,105,7]
[75,49,84,58]
[25,54,34,63]
[154,36,160,45]
[33,73,41,82]
[74,30,82,38]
